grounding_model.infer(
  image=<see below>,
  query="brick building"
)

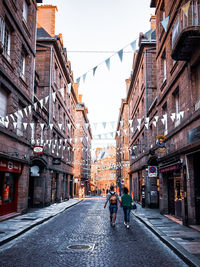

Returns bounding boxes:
[74,88,92,197]
[115,96,130,195]
[0,0,42,216]
[31,5,78,207]
[150,0,200,224]
[127,17,157,206]
[93,146,116,195]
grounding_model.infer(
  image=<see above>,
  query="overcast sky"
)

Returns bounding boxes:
[40,0,154,146]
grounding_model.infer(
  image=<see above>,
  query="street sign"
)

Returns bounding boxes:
[121,178,125,184]
[148,166,157,177]
[33,146,44,155]
[52,157,61,165]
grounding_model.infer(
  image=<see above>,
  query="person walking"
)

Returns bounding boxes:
[104,185,120,227]
[121,187,133,229]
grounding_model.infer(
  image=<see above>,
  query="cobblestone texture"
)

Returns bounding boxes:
[0,198,186,267]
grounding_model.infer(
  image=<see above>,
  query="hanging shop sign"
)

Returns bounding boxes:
[148,166,158,177]
[52,157,61,165]
[33,146,44,155]
[0,159,22,173]
[121,178,125,184]
[156,134,166,153]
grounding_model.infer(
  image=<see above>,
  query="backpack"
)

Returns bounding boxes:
[109,192,117,205]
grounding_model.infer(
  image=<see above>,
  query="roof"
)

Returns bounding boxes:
[37,27,52,39]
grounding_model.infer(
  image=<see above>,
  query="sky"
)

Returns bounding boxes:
[40,0,154,147]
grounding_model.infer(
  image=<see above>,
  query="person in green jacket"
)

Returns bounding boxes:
[121,187,133,228]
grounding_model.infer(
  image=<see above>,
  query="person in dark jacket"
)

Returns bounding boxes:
[121,187,133,228]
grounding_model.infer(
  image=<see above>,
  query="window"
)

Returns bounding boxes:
[23,0,28,23]
[173,88,180,127]
[3,26,11,57]
[0,87,8,119]
[161,50,167,82]
[20,50,27,79]
[162,102,168,135]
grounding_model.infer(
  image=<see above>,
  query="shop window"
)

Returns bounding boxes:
[3,173,15,203]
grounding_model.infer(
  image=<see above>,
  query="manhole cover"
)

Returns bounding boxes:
[21,217,37,221]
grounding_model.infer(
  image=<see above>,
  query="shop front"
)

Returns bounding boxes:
[0,159,22,216]
[159,163,182,219]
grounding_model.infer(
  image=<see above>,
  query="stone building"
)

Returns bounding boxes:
[0,0,42,216]
[127,17,157,206]
[31,5,78,207]
[74,87,92,197]
[150,0,200,224]
[94,146,116,195]
[115,96,130,195]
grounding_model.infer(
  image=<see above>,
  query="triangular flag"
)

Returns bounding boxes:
[102,122,106,129]
[39,99,44,109]
[52,92,56,102]
[117,130,120,136]
[161,118,165,125]
[154,116,159,122]
[76,77,80,84]
[67,123,71,130]
[120,120,124,127]
[163,114,168,121]
[40,123,45,130]
[180,111,184,119]
[137,125,141,131]
[45,96,49,104]
[23,123,28,130]
[105,58,110,70]
[130,40,136,51]
[49,124,53,130]
[110,121,115,129]
[14,111,19,119]
[161,16,169,32]
[82,73,87,83]
[124,129,127,135]
[34,102,37,111]
[93,66,97,76]
[153,121,157,127]
[10,114,15,121]
[28,105,32,115]
[4,121,9,128]
[23,107,28,117]
[85,123,89,129]
[29,123,34,130]
[130,127,134,133]
[145,123,149,129]
[181,1,191,17]
[170,113,176,122]
[118,49,123,62]
[76,123,80,129]
[137,118,141,125]
[129,119,133,126]
[18,110,23,118]
[58,123,62,130]
[68,84,72,94]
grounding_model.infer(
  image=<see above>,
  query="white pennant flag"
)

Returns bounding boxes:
[177,113,181,120]
[130,127,134,133]
[18,110,23,118]
[137,125,141,131]
[137,118,141,125]
[23,122,28,130]
[110,121,115,129]
[80,137,83,142]
[34,102,37,111]
[13,122,17,129]
[40,123,45,130]
[28,105,32,115]
[129,119,133,126]
[153,121,157,127]
[59,139,62,145]
[23,107,28,117]
[170,113,176,122]
[120,120,124,127]
[58,123,62,130]
[145,123,149,129]
[70,138,72,143]
[54,140,57,144]
[45,96,49,104]
[29,123,34,130]
[154,116,159,122]
[10,114,15,121]
[117,130,120,136]
[145,117,150,124]
[49,124,53,130]
[163,114,168,121]
[59,88,64,99]
[68,84,71,94]
[180,111,184,119]
[161,118,165,125]
[4,121,9,128]
[52,92,56,102]
[76,123,80,129]
[39,99,44,109]
[124,129,127,135]
[14,111,19,119]
[85,123,89,129]
[102,122,106,129]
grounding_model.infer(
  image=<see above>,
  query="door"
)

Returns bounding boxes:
[28,176,34,208]
[168,177,175,215]
[0,172,18,215]
[194,152,200,224]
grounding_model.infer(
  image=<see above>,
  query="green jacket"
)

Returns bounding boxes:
[121,194,132,207]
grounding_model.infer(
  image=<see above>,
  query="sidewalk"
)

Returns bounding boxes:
[132,204,200,267]
[0,198,82,246]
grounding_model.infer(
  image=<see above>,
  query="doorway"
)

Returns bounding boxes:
[194,152,200,224]
[168,177,175,215]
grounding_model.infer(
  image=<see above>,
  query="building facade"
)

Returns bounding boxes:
[127,18,157,207]
[0,0,42,216]
[74,90,92,197]
[150,0,200,224]
[115,97,130,195]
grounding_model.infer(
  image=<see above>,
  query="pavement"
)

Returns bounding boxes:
[0,198,200,266]
[132,203,200,267]
[0,198,82,246]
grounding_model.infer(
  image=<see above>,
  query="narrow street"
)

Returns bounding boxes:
[0,198,186,267]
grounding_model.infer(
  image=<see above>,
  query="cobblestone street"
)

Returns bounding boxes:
[0,198,187,267]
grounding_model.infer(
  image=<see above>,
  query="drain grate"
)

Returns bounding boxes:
[21,217,37,221]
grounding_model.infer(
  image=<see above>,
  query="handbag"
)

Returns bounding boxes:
[131,202,137,210]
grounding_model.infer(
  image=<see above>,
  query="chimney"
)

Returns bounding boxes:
[73,83,79,97]
[125,78,131,94]
[78,94,82,103]
[37,5,58,36]
[150,15,156,30]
